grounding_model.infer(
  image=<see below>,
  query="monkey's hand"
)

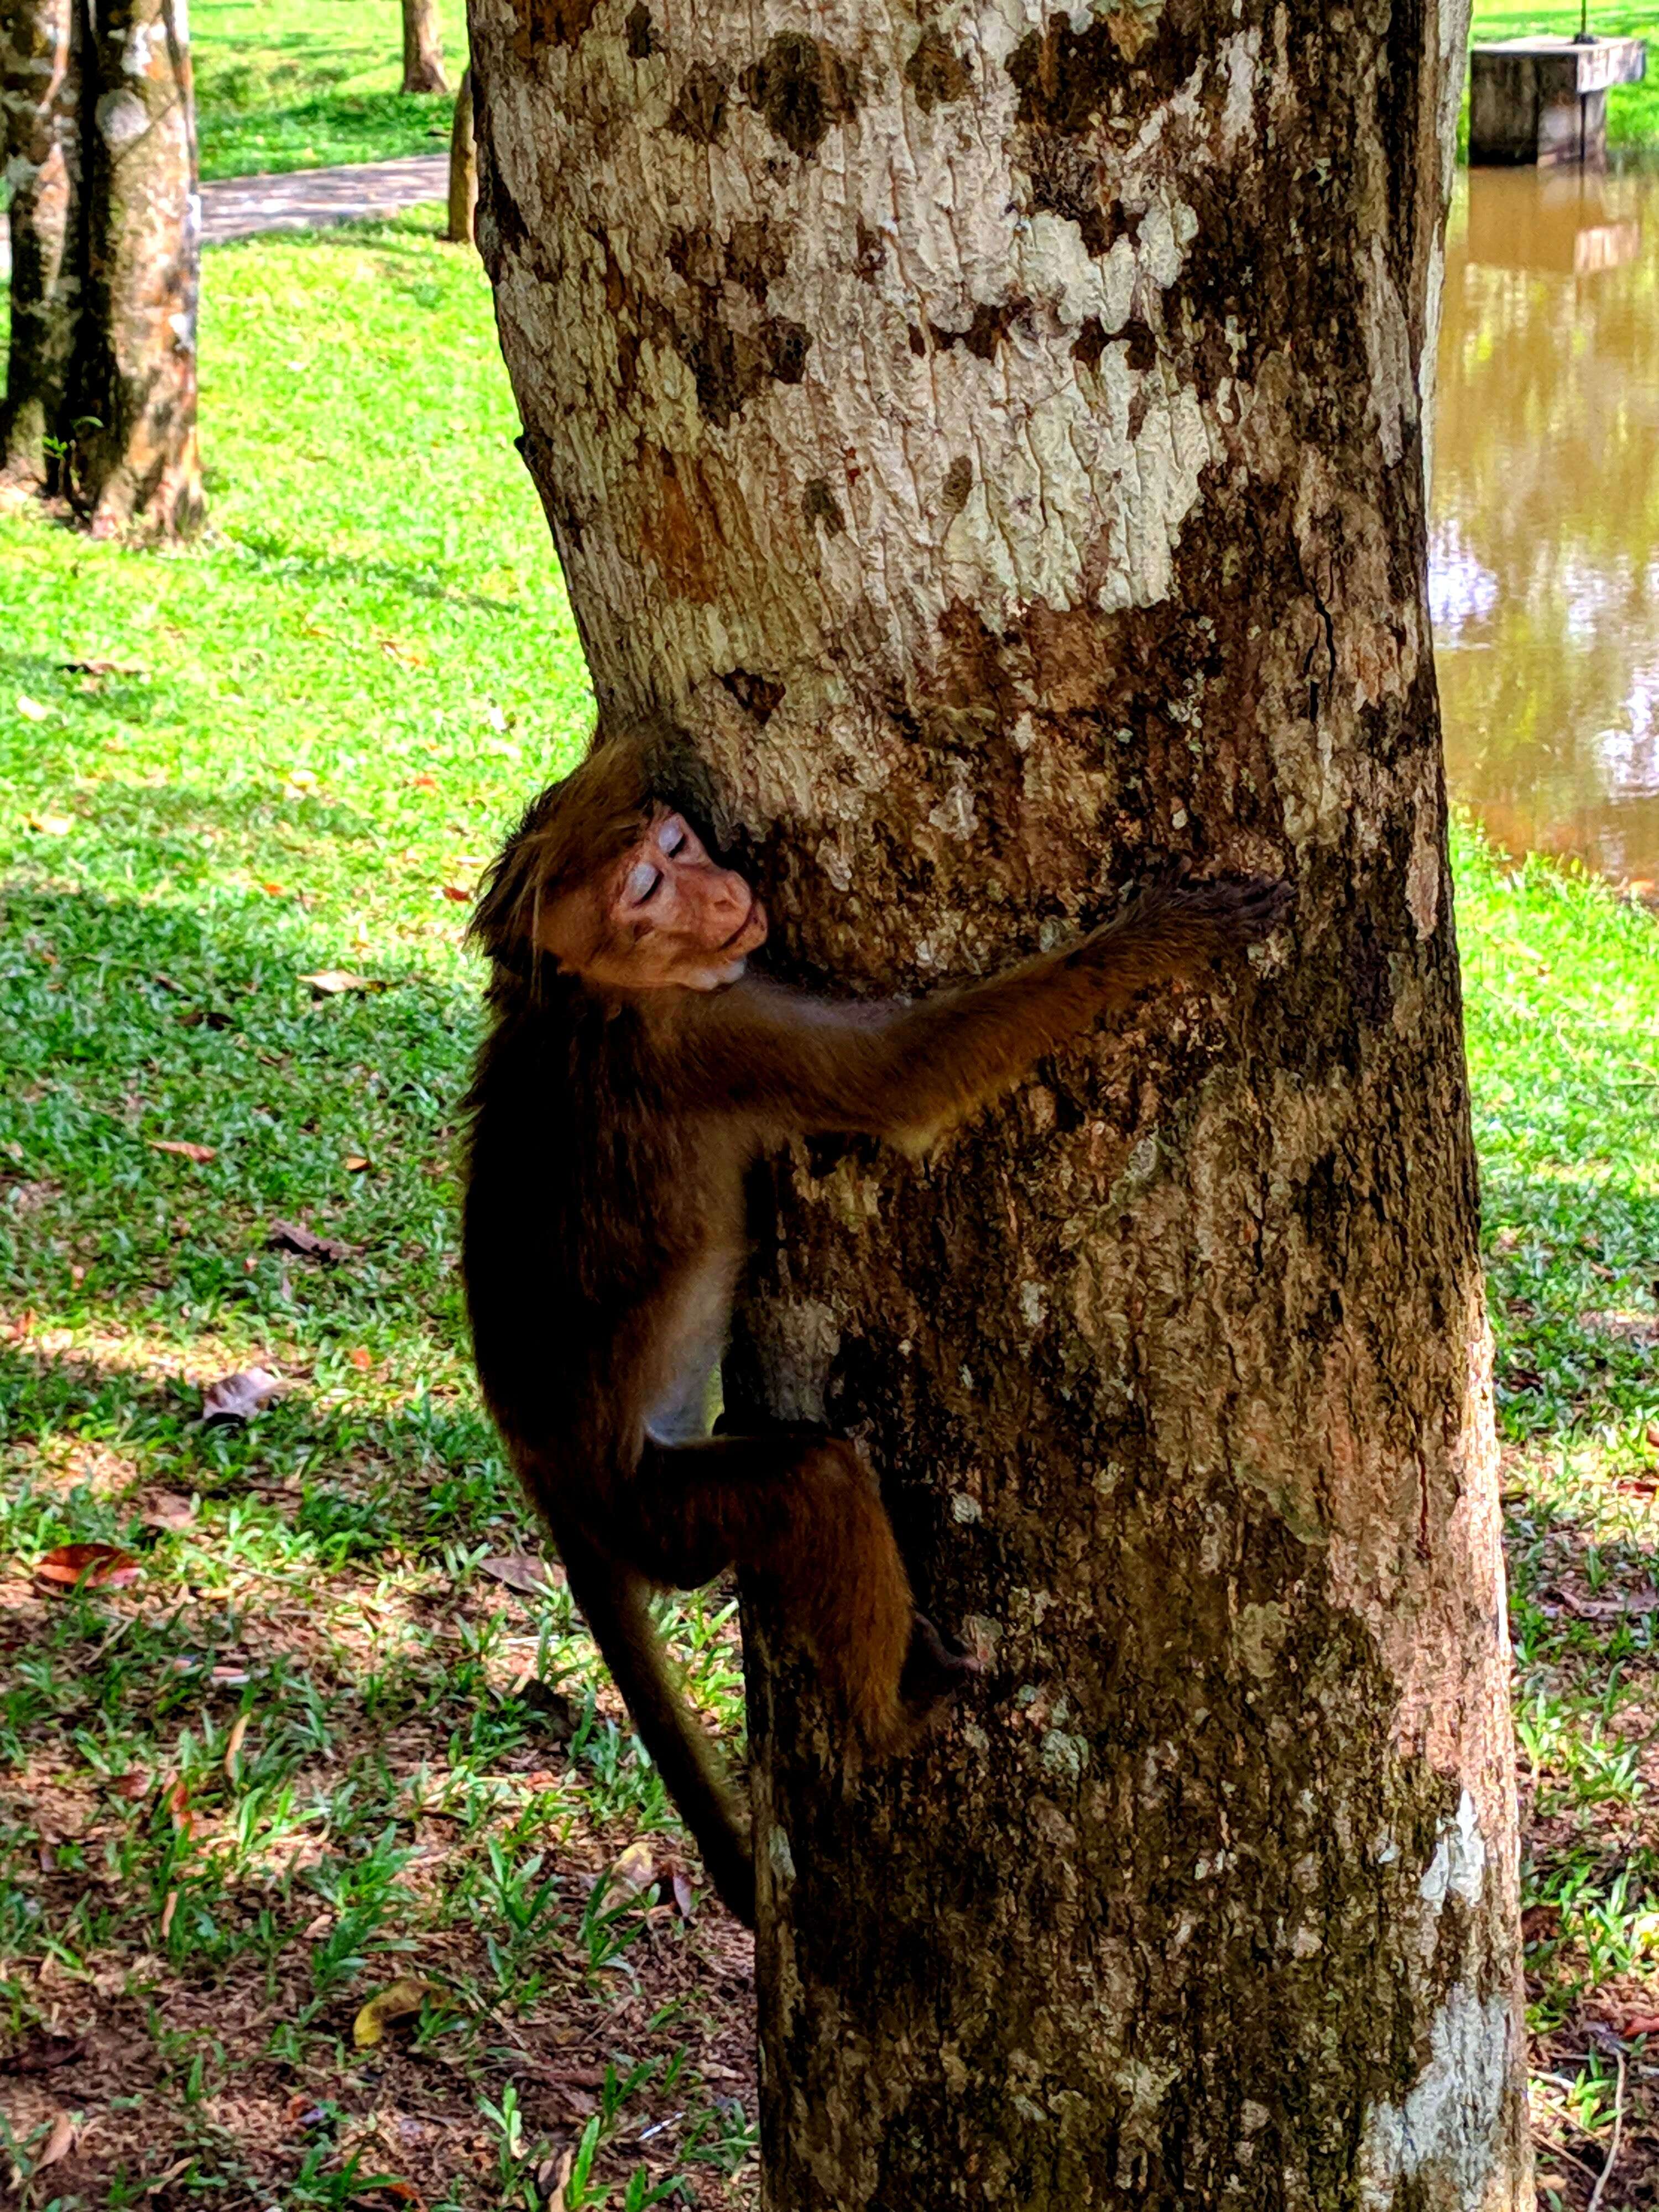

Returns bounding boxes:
[1072,870,1293,1001]
[896,1612,981,1737]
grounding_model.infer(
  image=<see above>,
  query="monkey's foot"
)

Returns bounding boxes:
[899,1611,980,1726]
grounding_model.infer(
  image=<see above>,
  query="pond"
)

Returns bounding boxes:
[1433,164,1659,886]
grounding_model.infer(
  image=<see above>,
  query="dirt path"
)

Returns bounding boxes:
[0,154,451,279]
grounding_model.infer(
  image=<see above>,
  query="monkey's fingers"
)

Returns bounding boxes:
[898,1611,982,1727]
[1170,873,1295,944]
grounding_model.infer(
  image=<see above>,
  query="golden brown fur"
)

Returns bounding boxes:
[462,723,1291,1926]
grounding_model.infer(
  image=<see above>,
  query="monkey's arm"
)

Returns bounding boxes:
[690,874,1290,1145]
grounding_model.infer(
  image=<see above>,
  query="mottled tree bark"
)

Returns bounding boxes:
[76,0,203,536]
[468,2,1532,2208]
[401,0,448,94]
[0,0,82,493]
[446,65,477,244]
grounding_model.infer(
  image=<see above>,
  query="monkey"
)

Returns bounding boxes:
[460,721,1292,1928]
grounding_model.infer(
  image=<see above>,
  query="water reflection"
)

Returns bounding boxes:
[1432,166,1659,884]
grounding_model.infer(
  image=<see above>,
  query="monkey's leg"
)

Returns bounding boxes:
[634,1434,967,1752]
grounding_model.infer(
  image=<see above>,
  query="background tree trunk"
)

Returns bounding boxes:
[401,0,448,94]
[468,2,1532,2206]
[0,0,82,494]
[446,65,477,245]
[76,0,202,536]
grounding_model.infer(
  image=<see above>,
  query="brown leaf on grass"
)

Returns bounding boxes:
[1556,1586,1659,1620]
[672,1869,696,1919]
[543,2149,577,2212]
[378,637,430,670]
[36,1542,140,1592]
[200,1367,282,1426]
[298,969,385,995]
[159,1889,179,1938]
[609,1840,658,1900]
[149,1139,216,1163]
[410,773,438,791]
[348,1347,373,1371]
[478,1553,555,1598]
[352,1976,442,2048]
[164,1777,193,1835]
[344,1155,371,1172]
[0,2036,84,2077]
[440,883,471,903]
[110,1771,149,1801]
[30,2110,75,2172]
[1623,2010,1659,2037]
[225,1712,250,1779]
[139,1490,195,1531]
[267,1218,353,1264]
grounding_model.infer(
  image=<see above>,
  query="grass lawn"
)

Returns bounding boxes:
[1,210,1657,2206]
[195,0,468,181]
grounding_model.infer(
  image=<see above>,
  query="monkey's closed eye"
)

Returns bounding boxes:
[626,862,663,904]
[658,818,687,857]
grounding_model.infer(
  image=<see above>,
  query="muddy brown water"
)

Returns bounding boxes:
[1434,165,1659,886]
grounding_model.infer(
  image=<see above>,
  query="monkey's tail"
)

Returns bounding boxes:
[559,1537,757,1930]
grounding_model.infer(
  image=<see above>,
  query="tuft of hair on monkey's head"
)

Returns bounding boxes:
[468,716,724,984]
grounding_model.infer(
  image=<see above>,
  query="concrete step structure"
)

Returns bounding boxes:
[1469,34,1647,166]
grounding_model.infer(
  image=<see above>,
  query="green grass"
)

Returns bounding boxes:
[1468,1,1659,151]
[0,217,759,2208]
[3,208,1658,2206]
[194,0,468,180]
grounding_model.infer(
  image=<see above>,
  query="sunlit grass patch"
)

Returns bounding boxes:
[1459,824,1659,2204]
[0,220,758,2206]
[194,0,468,180]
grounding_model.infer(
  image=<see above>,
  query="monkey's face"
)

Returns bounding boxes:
[547,807,768,993]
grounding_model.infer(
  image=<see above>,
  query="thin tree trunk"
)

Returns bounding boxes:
[76,0,202,536]
[0,0,82,494]
[401,0,447,95]
[469,2,1532,2206]
[446,65,476,245]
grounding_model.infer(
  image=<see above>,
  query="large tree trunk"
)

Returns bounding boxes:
[401,0,448,94]
[468,2,1532,2206]
[446,65,477,245]
[0,0,82,494]
[76,0,203,536]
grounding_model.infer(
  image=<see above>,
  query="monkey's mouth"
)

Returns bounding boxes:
[721,900,766,952]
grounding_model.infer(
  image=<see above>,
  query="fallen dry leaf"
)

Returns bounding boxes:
[378,637,430,670]
[267,1218,353,1264]
[110,1771,150,1801]
[1623,2011,1659,2037]
[164,1776,193,1835]
[544,2148,577,2212]
[1557,1587,1659,1621]
[479,1552,555,1598]
[344,1155,371,1172]
[30,2110,75,2172]
[36,1542,140,1592]
[352,1976,441,2048]
[16,694,53,723]
[299,968,385,995]
[347,1347,373,1371]
[672,1869,696,1919]
[440,883,471,902]
[0,2037,84,2077]
[139,1490,196,1531]
[609,1839,658,1900]
[148,1138,217,1164]
[200,1367,282,1426]
[225,1712,250,1779]
[159,1889,179,1938]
